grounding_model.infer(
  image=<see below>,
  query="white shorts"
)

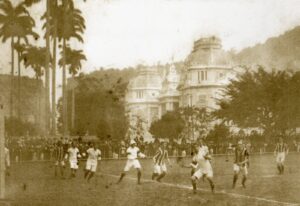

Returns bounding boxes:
[55,160,65,166]
[153,163,167,174]
[233,164,248,175]
[86,160,98,172]
[276,152,285,163]
[70,160,78,169]
[124,159,141,172]
[193,167,213,179]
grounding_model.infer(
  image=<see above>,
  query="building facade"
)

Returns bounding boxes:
[125,36,237,139]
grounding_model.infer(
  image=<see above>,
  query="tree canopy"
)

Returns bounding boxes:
[214,67,300,139]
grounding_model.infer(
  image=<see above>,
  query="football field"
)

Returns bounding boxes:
[4,153,300,206]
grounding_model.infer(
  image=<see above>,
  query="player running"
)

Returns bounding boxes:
[117,139,146,185]
[152,140,171,182]
[66,142,81,178]
[54,141,65,178]
[274,137,288,175]
[190,138,215,194]
[232,140,249,189]
[84,142,101,182]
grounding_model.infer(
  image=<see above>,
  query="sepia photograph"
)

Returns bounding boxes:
[0,0,300,205]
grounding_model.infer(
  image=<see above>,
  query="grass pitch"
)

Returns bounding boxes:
[4,153,300,206]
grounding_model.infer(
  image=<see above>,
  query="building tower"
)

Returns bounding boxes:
[179,36,236,110]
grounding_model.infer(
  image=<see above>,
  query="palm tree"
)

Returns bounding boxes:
[0,0,37,117]
[56,1,85,136]
[21,45,51,130]
[25,0,86,136]
[58,46,86,130]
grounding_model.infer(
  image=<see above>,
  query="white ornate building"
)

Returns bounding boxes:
[125,36,237,140]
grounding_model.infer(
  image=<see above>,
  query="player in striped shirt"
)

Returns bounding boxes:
[54,141,65,178]
[274,137,288,175]
[152,141,171,182]
[232,140,249,189]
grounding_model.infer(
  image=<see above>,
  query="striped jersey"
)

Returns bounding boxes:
[275,143,288,153]
[54,146,65,162]
[234,147,249,166]
[154,148,168,165]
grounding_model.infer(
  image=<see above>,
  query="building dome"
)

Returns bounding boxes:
[186,36,232,67]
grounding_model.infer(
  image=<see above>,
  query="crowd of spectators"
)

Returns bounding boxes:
[5,135,300,162]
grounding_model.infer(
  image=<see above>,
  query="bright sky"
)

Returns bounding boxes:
[1,0,300,75]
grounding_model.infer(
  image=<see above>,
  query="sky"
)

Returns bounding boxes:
[1,0,300,76]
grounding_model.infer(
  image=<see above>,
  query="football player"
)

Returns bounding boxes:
[232,140,249,189]
[274,137,288,175]
[152,140,171,182]
[117,139,145,184]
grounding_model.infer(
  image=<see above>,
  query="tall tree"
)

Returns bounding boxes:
[58,46,86,130]
[57,0,85,136]
[21,45,51,129]
[0,0,37,117]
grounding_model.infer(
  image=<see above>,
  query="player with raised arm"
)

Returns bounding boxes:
[232,140,249,189]
[189,138,215,194]
[66,142,81,178]
[117,139,145,185]
[84,142,101,183]
[274,137,288,175]
[152,140,171,182]
[54,141,65,178]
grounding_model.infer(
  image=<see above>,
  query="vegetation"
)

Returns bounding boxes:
[215,67,300,140]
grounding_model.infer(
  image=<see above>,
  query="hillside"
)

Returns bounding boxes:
[234,26,300,71]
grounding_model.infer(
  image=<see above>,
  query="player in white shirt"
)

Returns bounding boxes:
[84,142,101,182]
[190,139,215,194]
[117,139,145,184]
[66,142,81,178]
[5,146,10,176]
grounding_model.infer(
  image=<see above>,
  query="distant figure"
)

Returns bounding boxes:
[232,140,249,189]
[54,141,65,178]
[66,142,81,178]
[117,140,145,185]
[5,147,10,176]
[84,142,101,183]
[152,141,171,182]
[274,137,288,175]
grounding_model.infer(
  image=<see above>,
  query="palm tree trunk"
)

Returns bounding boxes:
[51,26,57,135]
[36,75,41,131]
[45,0,51,136]
[62,38,68,136]
[10,37,15,118]
[17,38,21,121]
[71,83,75,130]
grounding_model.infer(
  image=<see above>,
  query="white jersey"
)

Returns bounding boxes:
[87,148,101,162]
[127,146,140,160]
[68,147,80,162]
[195,145,210,168]
[5,147,10,167]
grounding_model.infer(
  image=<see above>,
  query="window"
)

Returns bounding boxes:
[136,91,143,99]
[198,70,208,82]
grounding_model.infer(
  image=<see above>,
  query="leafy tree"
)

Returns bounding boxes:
[0,0,38,117]
[5,117,38,137]
[206,122,230,144]
[179,107,212,141]
[150,110,185,140]
[215,67,300,140]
